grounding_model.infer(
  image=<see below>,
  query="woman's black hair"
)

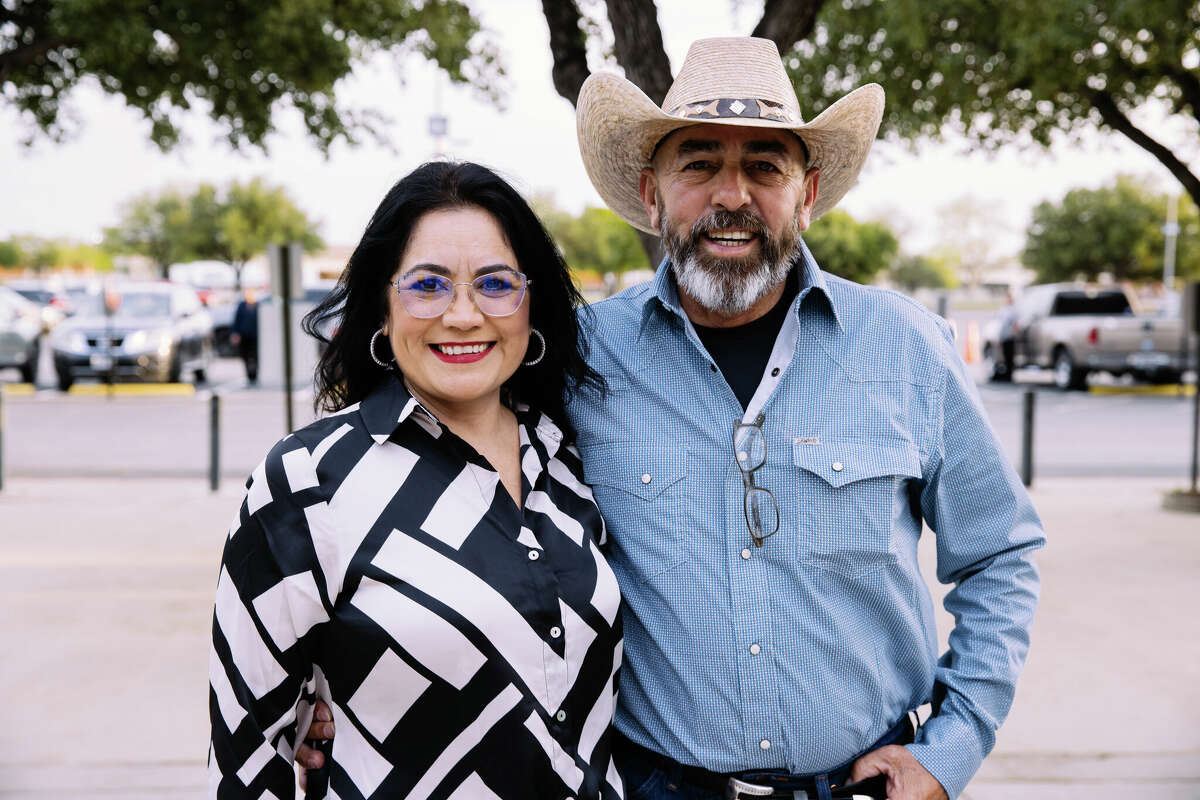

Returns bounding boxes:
[303,160,605,438]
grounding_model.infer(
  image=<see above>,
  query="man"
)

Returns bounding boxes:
[229,287,260,384]
[300,37,1042,800]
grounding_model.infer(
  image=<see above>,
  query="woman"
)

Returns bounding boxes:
[208,161,622,799]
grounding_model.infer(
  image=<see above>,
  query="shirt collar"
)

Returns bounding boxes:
[358,373,439,444]
[639,238,844,333]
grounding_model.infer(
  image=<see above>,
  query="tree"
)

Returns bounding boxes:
[801,209,898,284]
[103,180,323,283]
[0,239,24,268]
[102,188,196,276]
[212,179,325,287]
[790,0,1200,220]
[1023,175,1200,282]
[1,0,499,151]
[889,253,959,292]
[535,198,649,277]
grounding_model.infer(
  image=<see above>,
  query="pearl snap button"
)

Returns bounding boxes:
[528,550,540,561]
[749,643,761,655]
[556,710,567,722]
[832,461,844,472]
[550,626,562,639]
[740,548,752,560]
[759,739,771,750]
[641,473,652,484]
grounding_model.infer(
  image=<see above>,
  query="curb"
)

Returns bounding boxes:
[66,383,196,397]
[1088,384,1196,396]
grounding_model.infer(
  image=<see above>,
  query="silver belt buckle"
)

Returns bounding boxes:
[725,776,808,799]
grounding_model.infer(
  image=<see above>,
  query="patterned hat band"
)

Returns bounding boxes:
[668,97,800,124]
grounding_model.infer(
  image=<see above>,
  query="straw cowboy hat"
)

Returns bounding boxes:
[576,37,885,234]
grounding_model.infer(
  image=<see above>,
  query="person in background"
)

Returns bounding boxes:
[229,287,260,384]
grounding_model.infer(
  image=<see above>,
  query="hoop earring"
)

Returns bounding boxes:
[369,328,395,368]
[522,328,546,367]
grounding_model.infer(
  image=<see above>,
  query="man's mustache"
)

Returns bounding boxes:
[689,210,770,243]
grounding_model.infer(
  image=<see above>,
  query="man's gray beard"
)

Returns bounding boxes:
[660,206,800,316]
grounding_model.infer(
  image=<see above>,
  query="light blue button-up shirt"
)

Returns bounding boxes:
[565,244,1043,800]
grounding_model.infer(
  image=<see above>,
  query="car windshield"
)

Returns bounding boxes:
[11,288,53,304]
[77,291,171,318]
[1050,291,1132,315]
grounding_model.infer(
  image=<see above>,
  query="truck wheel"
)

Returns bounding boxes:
[1053,348,1087,391]
[56,369,74,392]
[1148,369,1182,385]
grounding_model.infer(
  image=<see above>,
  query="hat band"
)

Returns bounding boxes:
[666,97,800,124]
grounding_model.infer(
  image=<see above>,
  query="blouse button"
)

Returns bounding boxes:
[528,550,540,561]
[759,738,771,750]
[771,367,780,377]
[740,548,752,560]
[749,643,761,655]
[832,461,844,472]
[641,473,652,485]
[550,626,562,639]
[555,709,567,722]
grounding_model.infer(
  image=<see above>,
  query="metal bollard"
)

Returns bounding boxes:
[209,392,221,493]
[1020,390,1035,488]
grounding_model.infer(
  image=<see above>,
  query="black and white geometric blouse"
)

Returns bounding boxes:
[208,375,625,799]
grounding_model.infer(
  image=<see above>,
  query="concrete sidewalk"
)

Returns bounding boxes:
[0,475,1196,799]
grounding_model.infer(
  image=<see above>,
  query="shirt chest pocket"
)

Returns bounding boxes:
[793,439,922,578]
[582,444,691,581]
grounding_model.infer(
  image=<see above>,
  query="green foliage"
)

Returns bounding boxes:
[1022,176,1200,282]
[534,198,649,276]
[791,0,1200,150]
[1,0,501,151]
[0,240,22,268]
[0,236,112,271]
[102,188,195,272]
[802,209,898,284]
[889,253,959,291]
[103,180,323,280]
[213,179,324,269]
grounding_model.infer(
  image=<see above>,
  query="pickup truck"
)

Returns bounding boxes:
[982,283,1187,390]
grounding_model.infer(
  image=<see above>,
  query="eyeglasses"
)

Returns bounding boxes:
[733,413,779,548]
[393,269,532,319]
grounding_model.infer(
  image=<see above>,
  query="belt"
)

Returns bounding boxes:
[614,714,914,800]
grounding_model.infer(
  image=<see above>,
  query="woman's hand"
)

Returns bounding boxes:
[296,700,335,791]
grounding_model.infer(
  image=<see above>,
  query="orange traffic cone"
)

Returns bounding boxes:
[964,321,981,363]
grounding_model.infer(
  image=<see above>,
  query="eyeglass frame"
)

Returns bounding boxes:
[391,268,533,319]
[732,412,779,548]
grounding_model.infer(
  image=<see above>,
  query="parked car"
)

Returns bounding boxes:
[4,279,70,332]
[0,286,42,383]
[982,282,1187,390]
[49,282,214,390]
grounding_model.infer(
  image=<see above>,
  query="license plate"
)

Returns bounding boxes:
[89,354,113,370]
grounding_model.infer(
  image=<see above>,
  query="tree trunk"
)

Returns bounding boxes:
[540,0,589,107]
[751,0,826,53]
[1091,89,1200,218]
[604,0,672,105]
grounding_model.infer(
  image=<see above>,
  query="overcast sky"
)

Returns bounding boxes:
[1,0,1192,263]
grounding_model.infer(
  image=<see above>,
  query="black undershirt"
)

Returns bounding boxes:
[693,273,799,409]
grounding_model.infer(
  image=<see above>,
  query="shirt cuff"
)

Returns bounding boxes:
[904,710,988,800]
